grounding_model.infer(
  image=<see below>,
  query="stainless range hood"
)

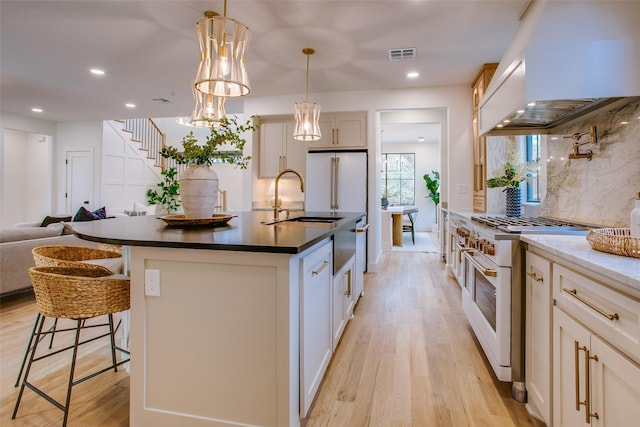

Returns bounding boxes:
[479,0,640,136]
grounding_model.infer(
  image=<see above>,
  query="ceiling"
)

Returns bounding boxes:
[0,0,529,123]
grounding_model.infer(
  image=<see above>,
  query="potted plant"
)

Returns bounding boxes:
[146,167,180,215]
[423,171,440,206]
[487,162,525,217]
[159,116,257,218]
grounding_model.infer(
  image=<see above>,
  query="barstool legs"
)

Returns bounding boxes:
[12,314,46,420]
[13,314,128,427]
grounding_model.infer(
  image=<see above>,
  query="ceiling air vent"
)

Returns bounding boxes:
[388,48,416,61]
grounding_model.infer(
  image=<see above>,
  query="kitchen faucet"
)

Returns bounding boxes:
[273,168,305,222]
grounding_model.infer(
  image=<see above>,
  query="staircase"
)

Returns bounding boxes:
[116,118,185,175]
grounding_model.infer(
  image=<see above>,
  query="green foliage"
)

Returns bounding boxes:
[423,171,440,205]
[487,162,525,191]
[159,116,257,169]
[146,167,180,214]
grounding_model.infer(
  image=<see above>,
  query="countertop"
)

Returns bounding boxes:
[70,211,365,254]
[521,234,640,296]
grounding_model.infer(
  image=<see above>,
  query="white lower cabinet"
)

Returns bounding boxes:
[553,306,640,426]
[300,240,333,417]
[525,251,552,424]
[332,256,355,350]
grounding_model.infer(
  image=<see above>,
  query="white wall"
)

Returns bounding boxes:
[1,113,58,227]
[1,129,52,227]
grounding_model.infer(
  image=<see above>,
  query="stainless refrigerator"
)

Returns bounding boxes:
[305,150,367,213]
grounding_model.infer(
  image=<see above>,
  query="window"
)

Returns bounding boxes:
[381,153,415,205]
[525,135,541,202]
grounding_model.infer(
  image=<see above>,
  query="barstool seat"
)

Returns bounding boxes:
[13,266,130,427]
[14,246,124,388]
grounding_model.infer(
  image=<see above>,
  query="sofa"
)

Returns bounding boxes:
[0,221,97,297]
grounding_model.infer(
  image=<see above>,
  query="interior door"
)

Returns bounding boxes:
[66,150,93,213]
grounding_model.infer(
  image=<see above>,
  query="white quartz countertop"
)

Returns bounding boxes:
[520,234,640,296]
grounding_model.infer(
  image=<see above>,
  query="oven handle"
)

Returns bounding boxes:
[464,251,497,277]
[456,243,472,263]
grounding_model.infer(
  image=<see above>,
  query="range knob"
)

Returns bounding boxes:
[483,242,495,255]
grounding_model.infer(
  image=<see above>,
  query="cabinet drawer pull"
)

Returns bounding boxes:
[527,271,543,282]
[562,288,619,321]
[312,261,330,276]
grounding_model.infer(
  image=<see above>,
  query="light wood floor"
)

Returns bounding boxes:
[1,252,543,426]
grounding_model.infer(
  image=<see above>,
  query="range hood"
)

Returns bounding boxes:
[479,0,640,136]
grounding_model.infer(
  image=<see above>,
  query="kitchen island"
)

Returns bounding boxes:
[70,211,365,427]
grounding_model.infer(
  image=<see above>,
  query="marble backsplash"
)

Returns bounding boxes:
[537,99,639,227]
[487,99,640,227]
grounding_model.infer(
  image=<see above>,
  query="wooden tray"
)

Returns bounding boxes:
[159,214,236,228]
[586,228,640,258]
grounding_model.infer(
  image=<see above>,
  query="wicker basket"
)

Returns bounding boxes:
[586,228,640,258]
[28,266,130,319]
[32,245,122,269]
[97,242,123,254]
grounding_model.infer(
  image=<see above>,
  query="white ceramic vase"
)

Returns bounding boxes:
[179,164,219,219]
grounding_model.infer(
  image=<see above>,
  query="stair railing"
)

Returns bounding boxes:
[121,118,187,175]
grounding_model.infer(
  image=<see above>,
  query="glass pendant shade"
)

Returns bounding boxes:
[194,12,250,97]
[293,48,321,141]
[293,101,322,141]
[190,87,226,127]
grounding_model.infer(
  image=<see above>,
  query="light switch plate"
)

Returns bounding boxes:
[145,269,160,296]
[456,184,468,194]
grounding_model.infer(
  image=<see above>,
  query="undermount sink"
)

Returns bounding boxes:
[285,216,343,223]
[262,216,344,226]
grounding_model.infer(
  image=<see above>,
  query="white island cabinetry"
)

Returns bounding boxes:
[128,238,337,427]
[300,240,333,417]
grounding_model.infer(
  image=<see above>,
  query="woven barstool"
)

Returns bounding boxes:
[14,246,124,388]
[13,266,130,427]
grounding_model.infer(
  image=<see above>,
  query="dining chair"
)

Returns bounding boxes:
[403,209,419,244]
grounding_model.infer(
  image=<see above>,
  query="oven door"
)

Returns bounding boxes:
[463,249,512,382]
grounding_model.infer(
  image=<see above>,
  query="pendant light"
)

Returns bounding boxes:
[293,48,322,141]
[194,1,250,97]
[190,86,226,127]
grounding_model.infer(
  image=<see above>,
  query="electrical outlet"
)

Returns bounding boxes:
[145,269,160,296]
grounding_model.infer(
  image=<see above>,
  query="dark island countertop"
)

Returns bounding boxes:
[70,211,366,254]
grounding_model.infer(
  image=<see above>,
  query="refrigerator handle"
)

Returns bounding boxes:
[334,157,340,210]
[330,157,335,209]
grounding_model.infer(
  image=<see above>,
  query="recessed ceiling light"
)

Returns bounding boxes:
[407,72,419,78]
[621,121,629,125]
[527,102,536,107]
[31,108,43,113]
[496,124,504,128]
[551,136,559,140]
[125,103,136,108]
[517,109,525,114]
[90,68,105,75]
[418,136,424,142]
[503,119,511,123]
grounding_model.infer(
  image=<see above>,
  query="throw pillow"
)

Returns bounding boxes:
[73,206,107,222]
[40,215,72,227]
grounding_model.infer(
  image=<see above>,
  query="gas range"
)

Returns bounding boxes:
[470,216,592,235]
